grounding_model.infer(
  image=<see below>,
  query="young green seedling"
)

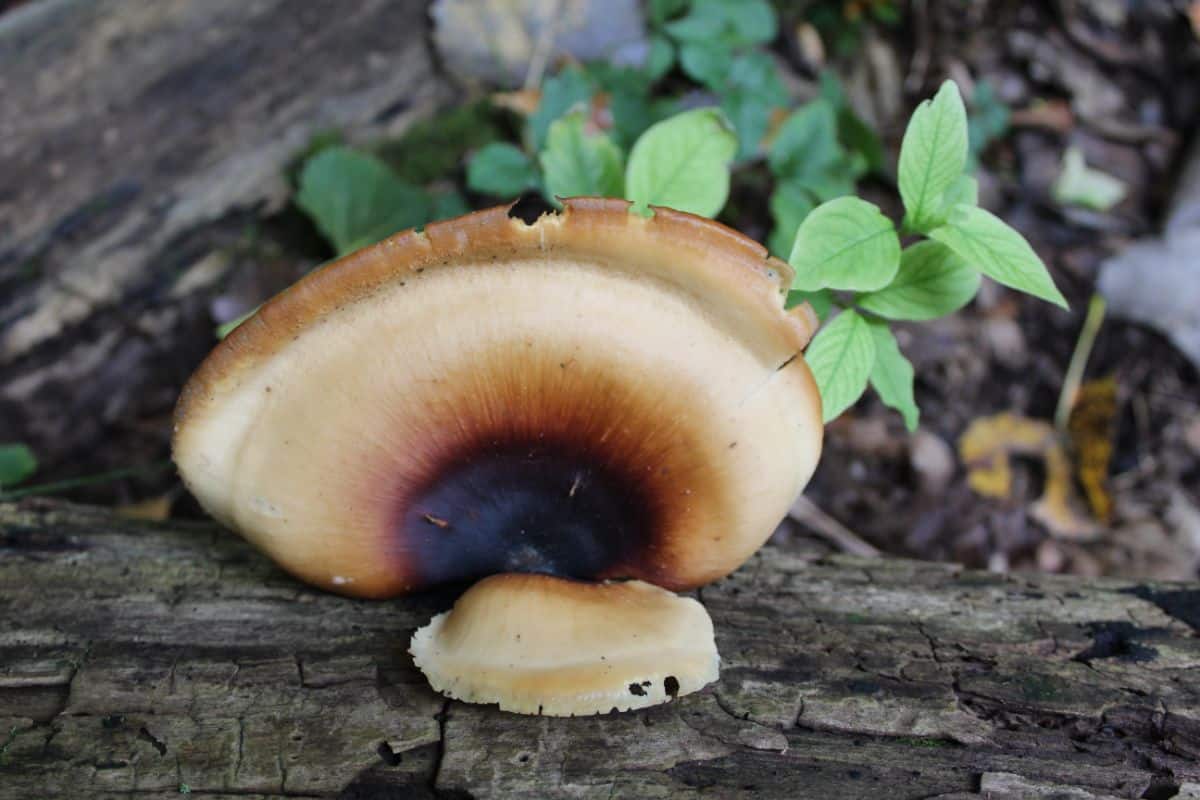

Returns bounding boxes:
[792,79,1067,430]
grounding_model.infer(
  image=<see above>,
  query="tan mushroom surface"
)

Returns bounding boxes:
[173,197,823,713]
[410,573,719,716]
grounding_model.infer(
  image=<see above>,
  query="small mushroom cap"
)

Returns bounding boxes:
[174,198,823,597]
[409,573,718,715]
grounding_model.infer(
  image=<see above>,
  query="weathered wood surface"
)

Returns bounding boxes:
[2,500,1199,799]
[0,0,451,481]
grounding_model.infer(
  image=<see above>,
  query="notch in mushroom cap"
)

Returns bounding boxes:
[410,573,719,715]
[174,198,822,600]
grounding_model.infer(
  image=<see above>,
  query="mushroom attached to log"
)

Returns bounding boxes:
[173,198,823,714]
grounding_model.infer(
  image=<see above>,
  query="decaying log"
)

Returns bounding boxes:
[1,500,1198,799]
[0,0,451,480]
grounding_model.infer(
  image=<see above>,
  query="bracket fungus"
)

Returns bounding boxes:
[174,197,823,715]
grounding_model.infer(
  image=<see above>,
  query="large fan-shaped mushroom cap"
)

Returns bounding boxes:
[174,198,822,598]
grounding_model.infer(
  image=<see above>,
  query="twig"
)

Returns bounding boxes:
[522,0,563,92]
[788,495,881,558]
[904,0,931,94]
[1054,293,1107,434]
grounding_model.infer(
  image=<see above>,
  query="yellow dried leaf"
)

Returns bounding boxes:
[491,89,542,116]
[1030,444,1100,541]
[958,412,1055,499]
[117,494,173,521]
[1067,377,1117,524]
[958,411,1100,540]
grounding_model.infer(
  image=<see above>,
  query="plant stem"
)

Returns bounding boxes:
[1054,292,1106,434]
[0,461,173,501]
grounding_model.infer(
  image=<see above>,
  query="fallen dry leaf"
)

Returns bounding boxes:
[1009,100,1074,134]
[958,412,1100,540]
[491,88,542,116]
[1067,377,1117,524]
[117,494,174,521]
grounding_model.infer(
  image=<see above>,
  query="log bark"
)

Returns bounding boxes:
[0,0,451,483]
[2,500,1198,799]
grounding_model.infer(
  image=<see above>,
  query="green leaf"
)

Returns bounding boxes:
[663,10,724,41]
[767,179,816,258]
[625,107,738,218]
[540,112,624,202]
[929,205,1068,308]
[837,105,886,173]
[295,147,429,256]
[858,240,980,320]
[467,142,539,198]
[867,321,919,431]
[940,174,978,209]
[1052,146,1127,211]
[819,72,885,171]
[966,79,1010,168]
[768,100,841,181]
[664,0,776,46]
[586,64,660,148]
[799,162,860,203]
[430,189,471,221]
[0,444,37,489]
[723,0,777,44]
[678,41,733,89]
[722,89,771,159]
[788,196,901,292]
[648,0,688,26]
[645,34,675,81]
[805,310,876,423]
[722,52,788,158]
[898,80,969,233]
[528,68,594,151]
[786,289,833,321]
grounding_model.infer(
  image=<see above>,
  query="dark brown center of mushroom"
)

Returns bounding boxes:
[397,437,659,585]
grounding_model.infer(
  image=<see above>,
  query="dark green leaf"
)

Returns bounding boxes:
[724,0,777,44]
[467,143,539,198]
[540,111,624,202]
[296,147,429,256]
[679,41,733,89]
[786,289,833,321]
[966,79,1010,167]
[722,52,788,158]
[649,0,689,26]
[838,106,885,173]
[805,310,876,423]
[929,205,1068,308]
[768,100,842,181]
[800,162,860,203]
[645,34,676,81]
[819,70,847,108]
[664,11,725,41]
[430,189,471,221]
[858,240,980,320]
[768,179,816,258]
[528,68,595,151]
[867,320,919,431]
[0,444,37,489]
